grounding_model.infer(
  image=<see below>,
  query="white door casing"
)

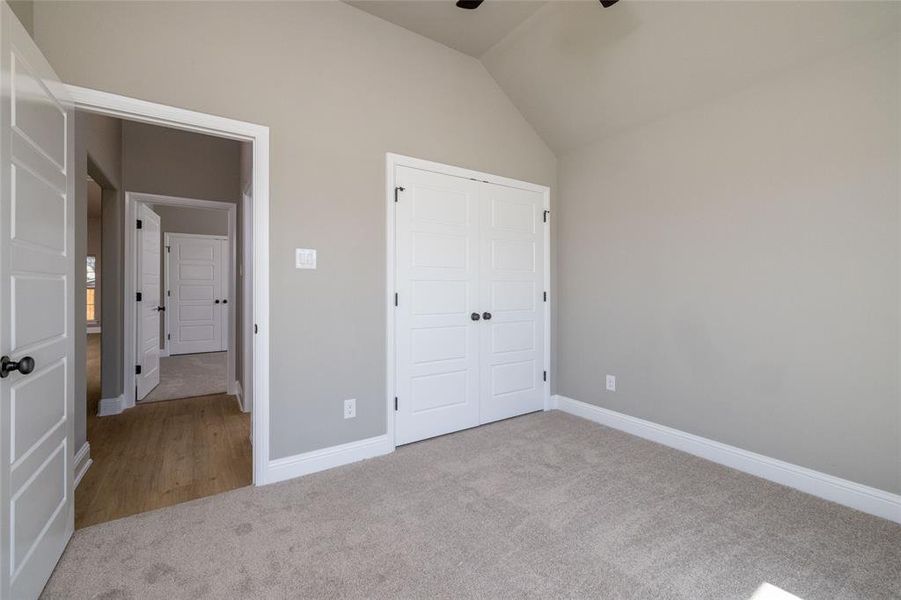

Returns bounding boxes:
[167,234,226,355]
[135,204,161,401]
[0,4,76,598]
[394,167,482,445]
[393,162,549,446]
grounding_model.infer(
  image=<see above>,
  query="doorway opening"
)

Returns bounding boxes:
[70,93,269,528]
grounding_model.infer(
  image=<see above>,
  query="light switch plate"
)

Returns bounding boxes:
[295,248,317,269]
[606,375,616,392]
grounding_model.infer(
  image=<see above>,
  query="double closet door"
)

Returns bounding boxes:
[395,165,547,446]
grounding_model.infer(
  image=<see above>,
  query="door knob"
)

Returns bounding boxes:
[470,312,481,321]
[155,306,166,312]
[482,312,492,320]
[215,299,220,304]
[222,299,228,304]
[0,355,35,378]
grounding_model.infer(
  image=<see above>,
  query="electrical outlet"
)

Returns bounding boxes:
[606,375,616,392]
[343,398,356,419]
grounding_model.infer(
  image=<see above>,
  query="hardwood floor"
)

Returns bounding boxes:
[77,334,252,529]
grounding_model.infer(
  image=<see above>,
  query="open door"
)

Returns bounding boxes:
[0,4,76,598]
[136,204,161,400]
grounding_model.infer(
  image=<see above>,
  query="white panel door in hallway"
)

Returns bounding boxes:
[394,164,548,446]
[167,234,227,355]
[0,4,75,598]
[136,204,162,400]
[394,166,481,446]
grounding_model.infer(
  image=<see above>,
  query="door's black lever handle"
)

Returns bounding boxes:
[0,355,35,378]
[470,312,480,321]
[482,312,492,320]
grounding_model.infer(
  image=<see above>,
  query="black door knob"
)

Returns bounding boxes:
[0,355,35,378]
[214,299,220,304]
[482,312,492,320]
[222,299,228,304]
[470,312,480,321]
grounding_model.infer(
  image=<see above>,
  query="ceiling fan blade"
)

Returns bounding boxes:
[456,0,484,9]
[600,0,620,7]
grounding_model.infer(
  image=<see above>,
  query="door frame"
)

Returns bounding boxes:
[126,199,234,407]
[384,153,552,450]
[163,232,230,357]
[65,85,270,486]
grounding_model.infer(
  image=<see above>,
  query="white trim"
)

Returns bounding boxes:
[73,442,92,489]
[86,325,101,334]
[264,435,393,485]
[97,394,124,417]
[554,395,901,524]
[385,153,552,450]
[67,84,271,486]
[162,231,231,358]
[241,190,253,415]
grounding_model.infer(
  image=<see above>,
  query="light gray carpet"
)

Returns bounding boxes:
[140,351,227,403]
[43,412,900,599]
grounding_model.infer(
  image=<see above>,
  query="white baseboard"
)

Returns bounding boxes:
[554,395,901,524]
[264,434,393,485]
[159,347,170,358]
[73,442,92,489]
[97,394,125,416]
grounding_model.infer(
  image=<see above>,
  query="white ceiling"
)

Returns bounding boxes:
[347,1,901,155]
[344,0,546,57]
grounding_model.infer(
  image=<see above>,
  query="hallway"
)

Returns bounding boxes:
[77,335,252,529]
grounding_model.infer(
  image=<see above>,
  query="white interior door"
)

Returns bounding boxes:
[394,166,481,445]
[168,234,224,355]
[136,204,161,400]
[394,165,548,446]
[478,182,546,423]
[0,4,75,598]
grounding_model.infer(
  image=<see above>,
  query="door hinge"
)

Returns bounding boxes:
[136,219,143,229]
[543,291,547,302]
[135,365,142,375]
[254,324,258,334]
[394,292,398,307]
[543,210,550,223]
[136,292,143,302]
[167,290,171,297]
[543,370,547,382]
[394,397,398,411]
[394,186,405,202]
[166,245,171,252]
[167,333,170,340]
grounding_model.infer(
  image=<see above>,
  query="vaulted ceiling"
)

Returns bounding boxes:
[348,1,901,155]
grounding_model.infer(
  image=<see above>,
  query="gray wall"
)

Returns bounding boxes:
[74,111,124,451]
[33,1,556,460]
[7,0,32,36]
[123,120,241,203]
[557,36,900,493]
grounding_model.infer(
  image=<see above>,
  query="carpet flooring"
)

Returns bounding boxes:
[140,351,227,403]
[43,412,900,599]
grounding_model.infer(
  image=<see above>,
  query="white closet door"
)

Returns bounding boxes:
[478,183,546,424]
[136,205,162,400]
[168,235,223,355]
[394,166,481,446]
